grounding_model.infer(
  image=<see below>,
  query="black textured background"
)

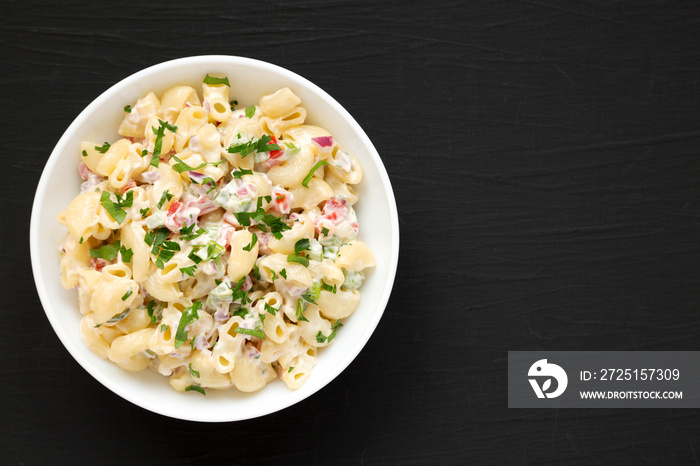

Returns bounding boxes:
[2,1,700,464]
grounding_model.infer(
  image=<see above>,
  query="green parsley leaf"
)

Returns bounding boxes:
[264,302,279,315]
[320,227,330,237]
[180,228,205,241]
[287,254,309,267]
[156,190,173,209]
[95,308,131,328]
[121,288,133,301]
[230,276,249,305]
[152,119,178,158]
[296,298,309,322]
[180,265,197,277]
[188,249,203,264]
[288,366,294,373]
[232,168,254,179]
[245,105,256,118]
[294,238,310,254]
[321,281,337,294]
[188,363,200,378]
[279,268,287,279]
[140,207,150,217]
[124,105,132,113]
[141,149,148,157]
[301,289,317,305]
[185,384,206,395]
[145,227,179,269]
[94,142,111,154]
[328,320,343,343]
[229,100,238,110]
[150,154,160,167]
[227,134,281,158]
[144,227,169,247]
[99,190,133,224]
[174,301,202,349]
[160,324,168,333]
[302,160,329,187]
[170,154,207,173]
[81,150,88,157]
[119,246,133,263]
[78,237,84,244]
[203,74,230,87]
[242,232,258,252]
[180,223,195,235]
[233,327,266,339]
[316,320,342,344]
[146,301,157,325]
[90,240,121,261]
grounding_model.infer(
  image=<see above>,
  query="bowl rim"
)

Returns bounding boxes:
[30,55,400,421]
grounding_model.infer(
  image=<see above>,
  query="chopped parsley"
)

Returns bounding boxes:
[185,384,206,395]
[320,227,330,237]
[321,281,337,293]
[100,190,133,224]
[288,366,294,373]
[156,190,173,209]
[90,241,122,261]
[233,327,265,339]
[179,224,205,241]
[94,308,131,328]
[302,160,329,188]
[230,276,249,305]
[144,227,179,269]
[146,301,158,325]
[294,238,310,253]
[229,99,238,110]
[170,155,208,174]
[187,249,203,264]
[124,105,132,113]
[227,134,281,158]
[296,298,309,322]
[233,197,290,239]
[152,119,178,158]
[245,105,256,118]
[287,254,309,267]
[81,150,88,157]
[174,301,202,349]
[279,268,288,279]
[301,289,317,305]
[264,302,279,315]
[180,265,197,277]
[242,232,258,252]
[94,142,111,154]
[203,74,230,87]
[121,288,133,301]
[232,168,254,179]
[316,320,343,343]
[140,207,150,217]
[188,363,200,378]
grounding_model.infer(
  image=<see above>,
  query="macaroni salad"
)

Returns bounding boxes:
[57,75,375,394]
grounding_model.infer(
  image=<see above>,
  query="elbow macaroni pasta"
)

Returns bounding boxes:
[57,74,375,395]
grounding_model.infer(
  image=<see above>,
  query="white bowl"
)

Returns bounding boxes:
[30,55,399,422]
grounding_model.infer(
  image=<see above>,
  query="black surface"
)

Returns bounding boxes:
[3,1,700,464]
